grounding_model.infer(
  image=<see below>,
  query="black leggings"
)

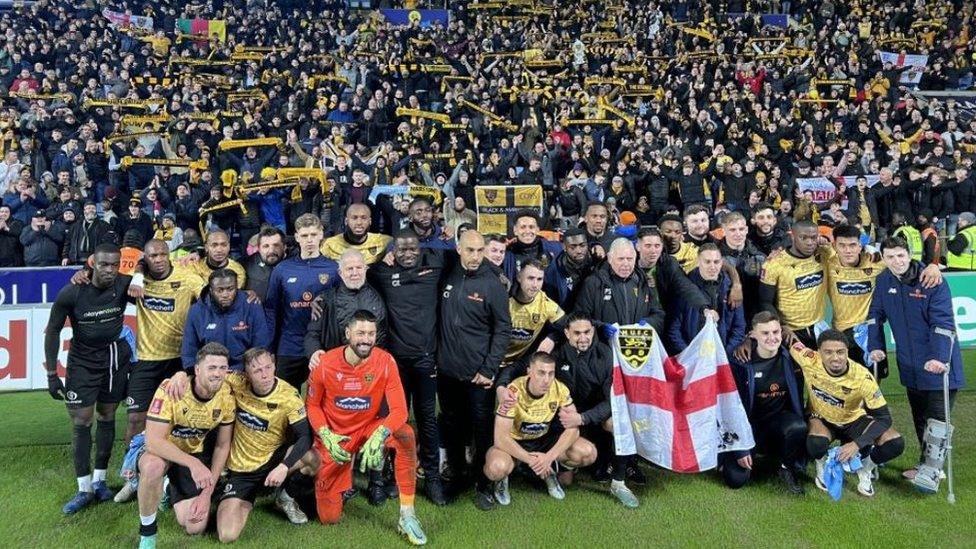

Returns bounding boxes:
[720,410,807,489]
[906,387,957,462]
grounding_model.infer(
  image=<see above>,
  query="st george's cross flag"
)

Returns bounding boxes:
[610,319,754,472]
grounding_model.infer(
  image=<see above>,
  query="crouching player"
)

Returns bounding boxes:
[137,343,235,549]
[789,330,905,497]
[306,310,427,545]
[484,352,597,505]
[216,347,318,542]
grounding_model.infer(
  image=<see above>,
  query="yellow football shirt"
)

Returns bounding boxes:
[760,249,827,330]
[823,249,885,331]
[146,379,236,455]
[189,257,247,289]
[506,292,565,361]
[672,241,700,273]
[225,374,307,473]
[789,343,886,426]
[321,232,393,265]
[500,376,573,441]
[137,264,206,360]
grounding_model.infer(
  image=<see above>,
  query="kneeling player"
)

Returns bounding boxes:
[484,352,597,505]
[216,347,318,542]
[137,343,235,549]
[306,311,427,545]
[789,330,905,497]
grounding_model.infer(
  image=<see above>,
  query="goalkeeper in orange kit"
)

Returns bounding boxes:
[305,310,427,545]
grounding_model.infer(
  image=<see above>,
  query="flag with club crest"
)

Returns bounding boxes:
[610,319,754,472]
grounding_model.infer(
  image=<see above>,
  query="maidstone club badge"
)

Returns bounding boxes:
[618,327,654,371]
[319,273,330,285]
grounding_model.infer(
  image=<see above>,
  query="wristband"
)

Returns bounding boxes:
[131,273,144,288]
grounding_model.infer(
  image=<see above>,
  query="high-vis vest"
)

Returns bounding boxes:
[947,226,976,270]
[893,225,923,262]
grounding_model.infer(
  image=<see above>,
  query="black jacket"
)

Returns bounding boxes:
[368,250,444,359]
[64,218,115,264]
[242,252,277,303]
[0,218,24,267]
[498,340,613,426]
[574,262,665,335]
[304,282,388,355]
[438,259,511,381]
[20,225,63,267]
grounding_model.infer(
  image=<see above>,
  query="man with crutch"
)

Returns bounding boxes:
[868,237,964,496]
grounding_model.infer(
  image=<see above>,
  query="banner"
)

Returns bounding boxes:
[760,14,789,28]
[102,8,154,30]
[0,267,81,306]
[177,18,227,42]
[913,90,976,123]
[0,304,137,391]
[368,184,442,206]
[378,9,450,27]
[610,321,754,472]
[475,185,543,235]
[878,51,929,86]
[795,177,839,204]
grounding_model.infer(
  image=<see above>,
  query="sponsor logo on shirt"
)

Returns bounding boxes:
[836,281,872,295]
[231,321,249,331]
[143,296,176,312]
[519,422,549,436]
[334,396,371,411]
[467,292,484,302]
[236,409,270,432]
[511,328,534,341]
[811,386,845,408]
[794,272,823,290]
[171,426,207,439]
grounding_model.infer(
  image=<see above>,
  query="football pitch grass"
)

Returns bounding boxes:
[1,355,975,548]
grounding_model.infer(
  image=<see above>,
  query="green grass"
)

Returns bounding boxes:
[1,355,975,548]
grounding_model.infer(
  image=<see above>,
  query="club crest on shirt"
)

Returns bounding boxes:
[618,326,654,371]
[319,273,330,285]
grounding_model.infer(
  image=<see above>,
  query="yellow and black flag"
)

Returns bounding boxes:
[474,185,543,235]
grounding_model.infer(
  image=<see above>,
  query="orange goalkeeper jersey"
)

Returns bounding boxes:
[306,346,408,436]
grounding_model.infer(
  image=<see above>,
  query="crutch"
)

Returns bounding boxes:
[934,326,957,504]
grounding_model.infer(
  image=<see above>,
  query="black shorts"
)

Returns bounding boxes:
[64,340,132,409]
[167,451,212,505]
[817,414,876,444]
[127,358,182,413]
[219,446,288,504]
[516,424,563,454]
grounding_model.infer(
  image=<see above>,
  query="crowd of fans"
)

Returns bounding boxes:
[0,0,973,269]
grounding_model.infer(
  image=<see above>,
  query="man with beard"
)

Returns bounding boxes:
[406,197,453,250]
[306,311,428,545]
[63,201,115,265]
[178,269,270,372]
[502,211,563,280]
[634,227,713,316]
[321,203,392,265]
[265,214,339,390]
[748,203,789,255]
[369,231,447,504]
[543,228,592,310]
[582,202,614,258]
[44,243,134,514]
[682,204,713,248]
[717,212,766,321]
[242,226,286,303]
[438,230,511,510]
[188,230,247,289]
[136,343,235,549]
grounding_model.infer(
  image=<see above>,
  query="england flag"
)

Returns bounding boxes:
[610,319,754,472]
